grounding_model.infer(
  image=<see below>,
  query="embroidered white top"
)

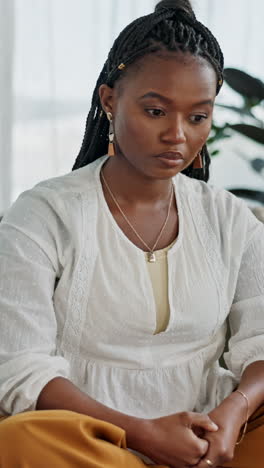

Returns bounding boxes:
[0,156,263,418]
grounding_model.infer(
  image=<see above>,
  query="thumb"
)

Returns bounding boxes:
[190,413,219,433]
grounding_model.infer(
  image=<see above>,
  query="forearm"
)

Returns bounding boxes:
[213,360,264,427]
[36,377,144,449]
[208,360,264,430]
[235,360,264,416]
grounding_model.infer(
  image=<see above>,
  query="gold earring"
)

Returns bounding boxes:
[193,152,203,169]
[106,112,115,157]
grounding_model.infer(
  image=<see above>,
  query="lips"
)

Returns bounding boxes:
[156,151,184,160]
[155,151,185,168]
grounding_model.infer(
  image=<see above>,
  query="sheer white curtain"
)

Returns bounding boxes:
[1,0,264,214]
[0,0,14,213]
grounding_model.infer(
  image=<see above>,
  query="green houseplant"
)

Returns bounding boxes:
[208,68,264,204]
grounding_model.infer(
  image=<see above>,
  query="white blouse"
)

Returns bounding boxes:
[0,155,263,420]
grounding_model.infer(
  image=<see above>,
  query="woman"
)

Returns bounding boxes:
[0,0,263,467]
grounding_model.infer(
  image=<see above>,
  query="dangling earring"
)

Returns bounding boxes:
[106,112,115,157]
[193,151,203,169]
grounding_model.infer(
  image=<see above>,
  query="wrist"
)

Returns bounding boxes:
[222,392,248,425]
[125,417,151,451]
[209,394,246,429]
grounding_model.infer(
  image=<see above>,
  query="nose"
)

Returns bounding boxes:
[161,116,187,144]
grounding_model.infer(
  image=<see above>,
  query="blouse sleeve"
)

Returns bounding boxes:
[224,209,264,379]
[0,188,71,415]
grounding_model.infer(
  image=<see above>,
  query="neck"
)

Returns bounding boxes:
[102,154,174,204]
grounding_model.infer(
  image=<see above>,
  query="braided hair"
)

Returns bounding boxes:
[73,0,224,182]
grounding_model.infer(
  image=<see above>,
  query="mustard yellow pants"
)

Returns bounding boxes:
[0,406,263,468]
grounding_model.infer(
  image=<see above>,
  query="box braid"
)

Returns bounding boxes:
[73,0,224,182]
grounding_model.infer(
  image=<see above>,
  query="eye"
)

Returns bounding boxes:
[189,114,208,124]
[146,108,165,117]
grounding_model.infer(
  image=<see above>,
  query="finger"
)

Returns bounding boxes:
[196,457,216,468]
[196,459,218,468]
[190,413,219,433]
[187,429,209,461]
[195,447,219,468]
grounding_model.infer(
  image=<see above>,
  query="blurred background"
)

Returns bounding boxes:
[1,0,264,215]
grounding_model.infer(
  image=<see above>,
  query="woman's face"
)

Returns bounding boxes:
[100,52,217,180]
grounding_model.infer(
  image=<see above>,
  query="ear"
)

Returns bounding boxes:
[99,84,115,114]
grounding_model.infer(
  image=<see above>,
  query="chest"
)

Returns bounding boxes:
[103,194,179,252]
[61,212,227,346]
[55,183,231,357]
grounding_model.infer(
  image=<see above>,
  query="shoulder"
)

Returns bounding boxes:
[3,157,105,221]
[32,156,105,200]
[176,172,242,218]
[176,173,262,244]
[1,157,106,248]
[176,172,239,207]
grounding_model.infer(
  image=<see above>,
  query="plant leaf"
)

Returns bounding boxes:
[228,189,264,204]
[229,124,264,144]
[224,68,264,101]
[216,103,257,120]
[211,149,220,157]
[251,158,264,172]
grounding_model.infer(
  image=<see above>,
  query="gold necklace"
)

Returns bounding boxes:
[101,170,174,263]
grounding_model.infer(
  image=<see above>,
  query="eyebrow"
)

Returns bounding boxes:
[139,92,214,107]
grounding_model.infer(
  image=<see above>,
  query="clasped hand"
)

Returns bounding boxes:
[136,398,245,468]
[194,396,245,468]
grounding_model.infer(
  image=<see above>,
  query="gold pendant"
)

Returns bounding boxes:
[148,252,156,263]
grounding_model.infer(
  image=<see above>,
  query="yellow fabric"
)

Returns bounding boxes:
[0,407,263,467]
[145,240,175,335]
[0,410,166,468]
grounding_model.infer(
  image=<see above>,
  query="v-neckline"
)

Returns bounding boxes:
[95,156,183,259]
